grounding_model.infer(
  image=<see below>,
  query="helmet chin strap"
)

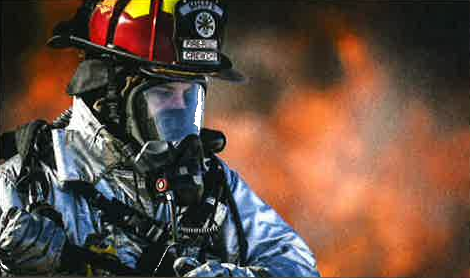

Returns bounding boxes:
[101,57,138,144]
[105,58,121,126]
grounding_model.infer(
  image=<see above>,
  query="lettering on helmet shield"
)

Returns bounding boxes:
[183,39,218,49]
[182,51,218,62]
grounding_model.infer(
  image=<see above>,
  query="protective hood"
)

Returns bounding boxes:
[67,59,125,96]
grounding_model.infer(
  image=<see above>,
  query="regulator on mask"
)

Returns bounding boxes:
[125,80,207,206]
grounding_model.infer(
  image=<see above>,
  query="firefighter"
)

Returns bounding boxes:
[0,0,320,276]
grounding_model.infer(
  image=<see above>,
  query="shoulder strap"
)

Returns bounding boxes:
[0,120,53,199]
[0,120,49,162]
[207,156,248,266]
[15,120,50,162]
[222,177,248,266]
[199,134,248,266]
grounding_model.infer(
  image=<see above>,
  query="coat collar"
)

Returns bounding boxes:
[52,97,127,186]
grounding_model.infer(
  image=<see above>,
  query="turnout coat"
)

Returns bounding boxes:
[0,98,319,277]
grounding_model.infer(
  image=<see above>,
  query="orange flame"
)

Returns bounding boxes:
[2,2,469,277]
[210,10,470,277]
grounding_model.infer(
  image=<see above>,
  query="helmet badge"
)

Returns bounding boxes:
[195,12,216,38]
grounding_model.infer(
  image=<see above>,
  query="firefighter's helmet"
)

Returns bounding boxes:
[48,0,244,82]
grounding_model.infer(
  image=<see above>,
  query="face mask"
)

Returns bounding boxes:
[131,81,205,144]
[125,81,207,206]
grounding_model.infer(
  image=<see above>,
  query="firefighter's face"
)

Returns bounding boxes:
[146,83,193,116]
[134,81,206,143]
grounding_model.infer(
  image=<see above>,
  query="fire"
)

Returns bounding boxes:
[211,10,470,278]
[2,2,469,277]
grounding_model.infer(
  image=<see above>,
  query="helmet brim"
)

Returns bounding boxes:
[47,34,246,83]
[139,66,246,84]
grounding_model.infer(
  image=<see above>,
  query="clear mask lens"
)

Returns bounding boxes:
[137,82,205,142]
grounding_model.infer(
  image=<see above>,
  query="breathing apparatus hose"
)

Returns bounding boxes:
[178,224,220,235]
[52,107,73,129]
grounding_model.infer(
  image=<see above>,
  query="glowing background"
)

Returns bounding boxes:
[1,1,469,277]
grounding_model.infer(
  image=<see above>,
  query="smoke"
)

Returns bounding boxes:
[208,5,470,277]
[1,1,81,131]
[1,1,469,277]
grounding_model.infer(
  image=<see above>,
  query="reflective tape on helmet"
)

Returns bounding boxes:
[124,0,152,19]
[162,0,181,15]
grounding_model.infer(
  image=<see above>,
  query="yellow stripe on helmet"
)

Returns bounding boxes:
[124,0,152,18]
[97,0,118,14]
[161,0,181,15]
[125,0,220,18]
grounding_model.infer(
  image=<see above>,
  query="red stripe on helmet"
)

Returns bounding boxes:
[154,11,175,63]
[114,12,153,58]
[89,2,113,47]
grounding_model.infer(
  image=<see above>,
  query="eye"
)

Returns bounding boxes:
[155,90,173,100]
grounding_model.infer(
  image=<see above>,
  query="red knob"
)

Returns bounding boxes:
[155,178,168,192]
